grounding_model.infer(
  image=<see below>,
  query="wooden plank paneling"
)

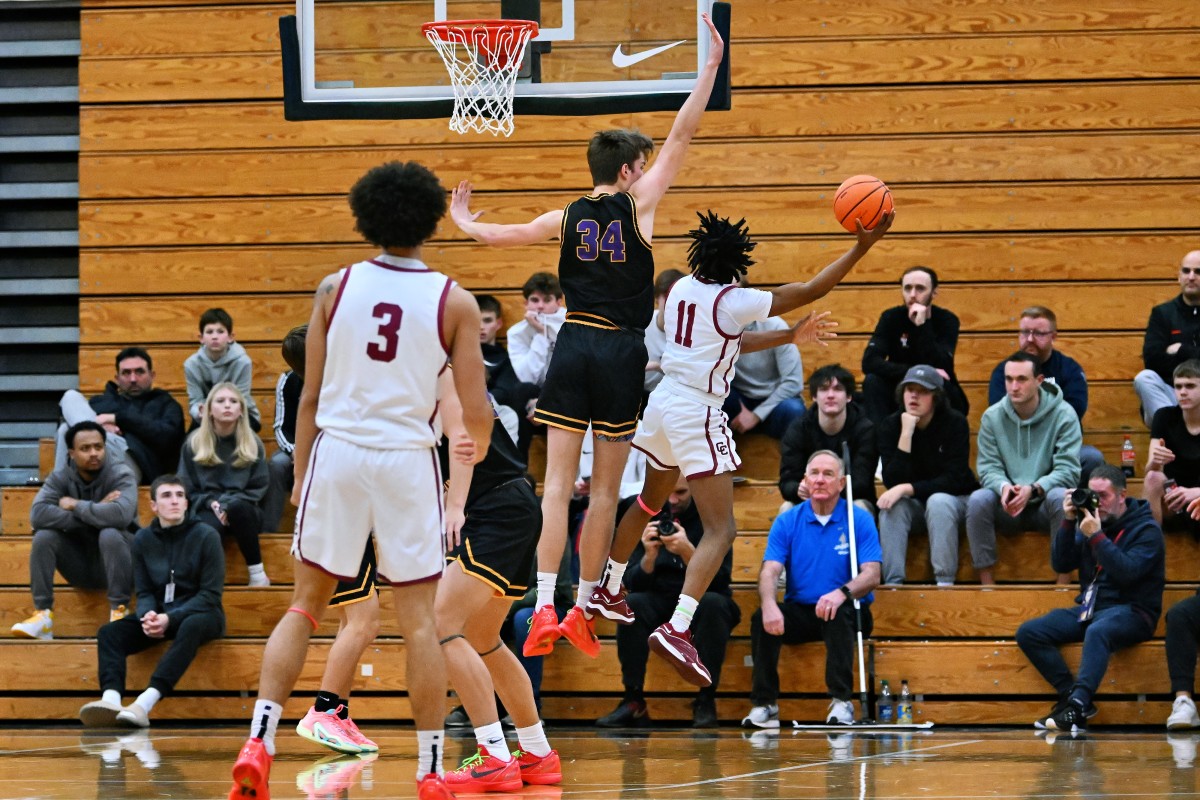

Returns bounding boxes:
[80,132,1200,198]
[78,183,1200,248]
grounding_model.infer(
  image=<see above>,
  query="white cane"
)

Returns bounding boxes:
[841,442,870,722]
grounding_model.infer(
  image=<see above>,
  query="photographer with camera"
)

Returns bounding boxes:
[1016,464,1164,733]
[595,474,739,729]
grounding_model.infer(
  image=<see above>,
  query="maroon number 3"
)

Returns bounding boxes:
[366,302,403,362]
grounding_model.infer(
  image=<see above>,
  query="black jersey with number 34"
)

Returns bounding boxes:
[557,192,654,331]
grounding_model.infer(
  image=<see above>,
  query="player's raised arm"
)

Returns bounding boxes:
[767,212,895,316]
[290,270,341,505]
[450,180,563,247]
[628,13,724,214]
[443,284,492,460]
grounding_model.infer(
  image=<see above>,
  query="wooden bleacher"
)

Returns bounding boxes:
[6,0,1186,726]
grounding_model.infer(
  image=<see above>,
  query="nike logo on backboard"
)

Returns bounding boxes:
[612,40,687,69]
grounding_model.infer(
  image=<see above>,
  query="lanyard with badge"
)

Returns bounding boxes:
[1079,528,1124,622]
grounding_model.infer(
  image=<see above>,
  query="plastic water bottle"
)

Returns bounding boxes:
[1121,435,1136,478]
[877,680,894,724]
[898,679,913,724]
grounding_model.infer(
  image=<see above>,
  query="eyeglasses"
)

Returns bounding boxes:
[1018,329,1054,340]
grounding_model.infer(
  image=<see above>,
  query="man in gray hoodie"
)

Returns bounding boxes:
[967,351,1082,585]
[10,421,139,640]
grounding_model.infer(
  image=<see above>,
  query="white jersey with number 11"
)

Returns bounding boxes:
[659,275,774,406]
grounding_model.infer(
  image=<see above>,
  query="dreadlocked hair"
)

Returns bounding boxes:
[686,211,756,284]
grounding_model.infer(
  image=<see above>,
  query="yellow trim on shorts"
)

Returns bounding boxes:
[565,312,620,331]
[591,418,640,437]
[447,553,507,596]
[328,588,376,609]
[534,408,591,427]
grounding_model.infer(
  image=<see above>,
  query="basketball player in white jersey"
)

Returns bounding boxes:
[230,161,493,800]
[593,209,894,686]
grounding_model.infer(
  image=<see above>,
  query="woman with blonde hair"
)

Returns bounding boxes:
[178,382,270,585]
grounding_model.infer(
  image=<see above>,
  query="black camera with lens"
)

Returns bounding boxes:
[1070,488,1099,514]
[657,514,676,536]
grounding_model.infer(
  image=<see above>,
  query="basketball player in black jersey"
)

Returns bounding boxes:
[433,371,561,793]
[449,12,725,660]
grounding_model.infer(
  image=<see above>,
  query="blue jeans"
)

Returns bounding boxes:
[722,390,806,440]
[511,604,568,710]
[1015,605,1155,704]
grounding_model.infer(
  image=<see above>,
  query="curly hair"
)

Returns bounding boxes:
[686,211,757,284]
[349,161,447,249]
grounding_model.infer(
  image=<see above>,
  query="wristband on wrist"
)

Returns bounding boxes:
[839,585,854,601]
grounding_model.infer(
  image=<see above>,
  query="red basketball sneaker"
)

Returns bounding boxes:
[557,606,600,658]
[514,748,562,785]
[649,622,712,687]
[229,737,273,800]
[445,746,522,794]
[522,605,562,657]
[585,585,635,624]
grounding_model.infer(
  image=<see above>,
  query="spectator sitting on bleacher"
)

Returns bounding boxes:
[643,269,685,394]
[1134,251,1200,427]
[778,364,876,514]
[596,474,739,729]
[477,292,538,455]
[987,305,1104,487]
[1016,464,1163,734]
[177,382,270,587]
[1143,360,1200,535]
[11,421,138,640]
[54,347,185,485]
[262,324,306,535]
[184,307,261,432]
[860,265,968,425]
[742,451,881,729]
[967,352,1081,585]
[78,474,225,729]
[877,365,978,586]
[721,310,807,439]
[507,272,568,387]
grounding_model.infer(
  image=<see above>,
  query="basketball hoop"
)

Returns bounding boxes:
[422,18,539,137]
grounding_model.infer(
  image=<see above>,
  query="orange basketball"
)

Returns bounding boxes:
[833,175,894,233]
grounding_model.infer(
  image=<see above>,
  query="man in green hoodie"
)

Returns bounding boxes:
[967,351,1082,585]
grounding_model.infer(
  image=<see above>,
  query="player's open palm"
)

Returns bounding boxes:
[790,311,836,348]
[855,209,894,248]
[450,180,484,227]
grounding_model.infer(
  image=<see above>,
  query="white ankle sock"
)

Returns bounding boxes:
[249,700,282,756]
[102,689,122,706]
[135,687,162,713]
[416,729,445,778]
[515,721,551,757]
[475,722,512,761]
[534,572,557,610]
[603,558,626,593]
[575,578,600,610]
[669,594,699,632]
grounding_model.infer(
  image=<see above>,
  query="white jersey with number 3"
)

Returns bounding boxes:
[659,276,774,406]
[316,254,453,450]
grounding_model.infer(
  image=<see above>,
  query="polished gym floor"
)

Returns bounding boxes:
[3,724,1198,799]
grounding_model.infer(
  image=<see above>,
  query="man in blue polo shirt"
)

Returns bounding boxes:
[741,450,882,728]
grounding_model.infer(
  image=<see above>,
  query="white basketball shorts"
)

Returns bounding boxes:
[632,388,740,479]
[292,432,445,585]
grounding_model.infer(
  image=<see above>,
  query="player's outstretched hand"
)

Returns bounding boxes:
[789,311,837,347]
[450,180,484,228]
[700,12,724,68]
[854,209,895,248]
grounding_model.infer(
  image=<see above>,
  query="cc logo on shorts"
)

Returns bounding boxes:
[715,442,729,456]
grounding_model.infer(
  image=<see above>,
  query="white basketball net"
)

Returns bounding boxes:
[424,20,538,137]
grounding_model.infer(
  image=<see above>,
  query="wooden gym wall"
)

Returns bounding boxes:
[78,0,1200,454]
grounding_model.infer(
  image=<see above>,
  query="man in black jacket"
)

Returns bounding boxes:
[778,364,876,511]
[595,476,740,729]
[860,266,966,424]
[1016,464,1164,733]
[1134,251,1200,427]
[55,347,186,484]
[877,365,978,585]
[79,474,225,728]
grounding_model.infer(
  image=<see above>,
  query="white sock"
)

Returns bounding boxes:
[102,689,122,707]
[134,687,162,713]
[249,700,283,756]
[534,572,557,610]
[516,722,552,758]
[416,729,445,778]
[669,594,699,632]
[603,558,626,593]
[475,722,512,761]
[248,563,266,578]
[575,578,600,611]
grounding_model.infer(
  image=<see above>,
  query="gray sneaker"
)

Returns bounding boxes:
[740,703,779,729]
[79,700,123,728]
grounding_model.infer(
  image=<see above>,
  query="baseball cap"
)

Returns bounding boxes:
[901,364,944,391]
